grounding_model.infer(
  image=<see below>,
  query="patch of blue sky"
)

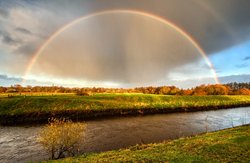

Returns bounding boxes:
[209,40,250,76]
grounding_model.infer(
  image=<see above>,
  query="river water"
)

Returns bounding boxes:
[0,107,250,163]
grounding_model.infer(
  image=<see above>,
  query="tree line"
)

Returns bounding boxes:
[0,82,250,95]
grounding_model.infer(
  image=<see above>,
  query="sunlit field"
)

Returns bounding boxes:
[0,92,75,97]
[1,93,250,117]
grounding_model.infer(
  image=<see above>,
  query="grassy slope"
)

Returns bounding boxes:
[0,94,250,116]
[47,125,250,163]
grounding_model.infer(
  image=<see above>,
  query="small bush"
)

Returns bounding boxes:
[76,91,92,96]
[37,118,87,159]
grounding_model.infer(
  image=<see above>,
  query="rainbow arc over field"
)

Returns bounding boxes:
[22,9,220,85]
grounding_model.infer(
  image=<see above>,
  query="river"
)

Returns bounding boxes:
[0,107,249,163]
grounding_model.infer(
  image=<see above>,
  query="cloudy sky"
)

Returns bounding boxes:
[0,0,249,88]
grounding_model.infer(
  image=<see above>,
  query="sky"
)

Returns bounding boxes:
[0,0,250,88]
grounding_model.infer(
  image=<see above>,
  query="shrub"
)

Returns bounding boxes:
[37,118,87,159]
[76,90,93,96]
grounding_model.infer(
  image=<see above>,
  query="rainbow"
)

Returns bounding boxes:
[22,9,220,85]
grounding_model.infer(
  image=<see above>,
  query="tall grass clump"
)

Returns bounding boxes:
[37,118,86,159]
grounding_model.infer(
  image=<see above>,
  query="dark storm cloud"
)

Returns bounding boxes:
[0,8,8,17]
[41,0,250,55]
[121,0,250,54]
[2,35,17,45]
[196,0,250,54]
[3,0,250,55]
[15,44,37,56]
[1,0,250,86]
[33,13,212,84]
[0,30,21,45]
[0,29,38,56]
[15,27,32,35]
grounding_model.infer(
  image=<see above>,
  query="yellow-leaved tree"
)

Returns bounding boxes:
[37,118,87,159]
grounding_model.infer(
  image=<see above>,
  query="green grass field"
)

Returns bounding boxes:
[45,125,250,162]
[0,93,250,116]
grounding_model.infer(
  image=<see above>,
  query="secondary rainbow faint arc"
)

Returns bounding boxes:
[22,9,220,84]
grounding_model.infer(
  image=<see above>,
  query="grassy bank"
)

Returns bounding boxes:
[46,125,250,162]
[0,94,250,125]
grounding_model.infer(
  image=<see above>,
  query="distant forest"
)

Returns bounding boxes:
[0,82,250,95]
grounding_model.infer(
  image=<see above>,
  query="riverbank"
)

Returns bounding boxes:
[1,94,250,125]
[46,125,250,162]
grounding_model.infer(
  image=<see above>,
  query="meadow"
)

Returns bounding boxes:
[0,93,250,125]
[46,125,250,162]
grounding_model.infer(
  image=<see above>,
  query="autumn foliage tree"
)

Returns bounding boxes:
[235,88,250,95]
[179,89,193,95]
[192,85,207,95]
[37,118,87,159]
[205,84,230,95]
[0,82,250,95]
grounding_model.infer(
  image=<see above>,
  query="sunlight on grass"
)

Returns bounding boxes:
[0,94,250,116]
[45,125,250,162]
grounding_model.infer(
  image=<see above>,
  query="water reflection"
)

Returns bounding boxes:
[0,107,249,163]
